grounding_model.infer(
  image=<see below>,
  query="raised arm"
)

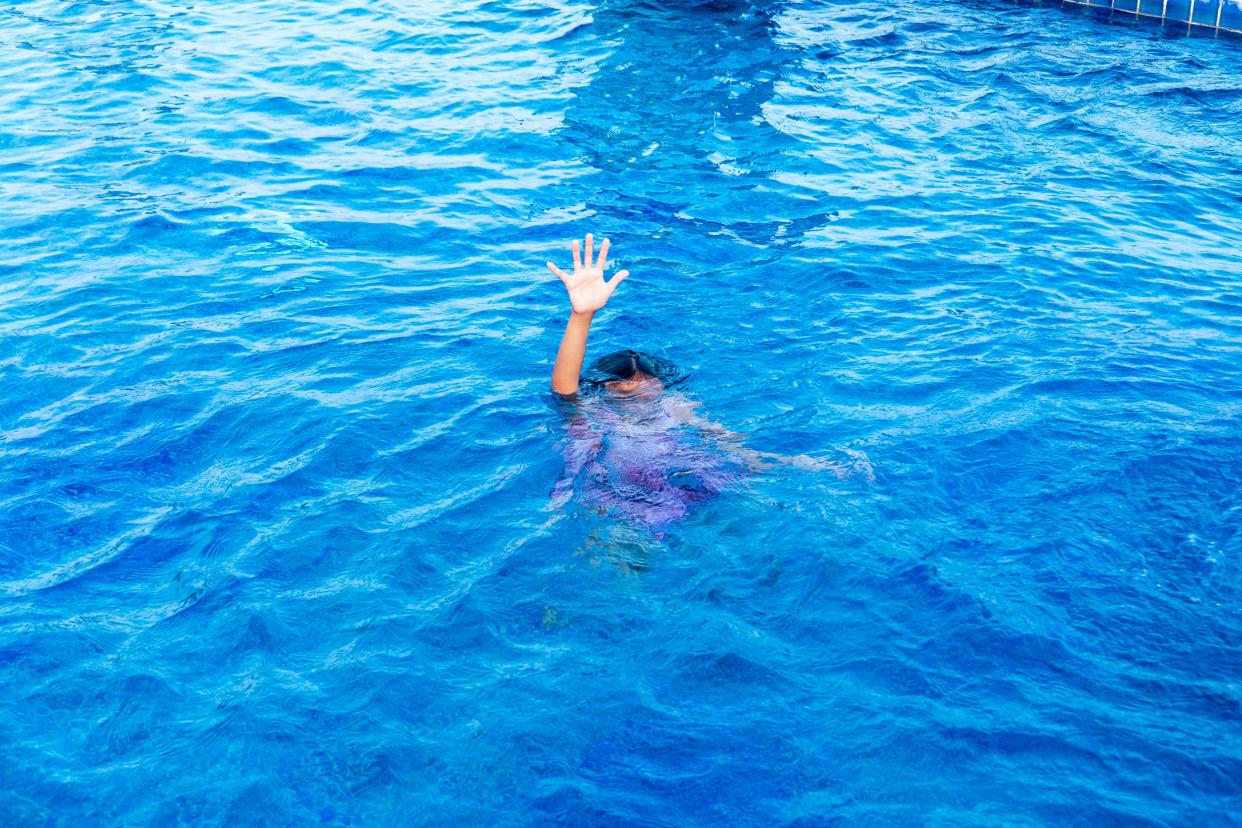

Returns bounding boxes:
[548,233,629,395]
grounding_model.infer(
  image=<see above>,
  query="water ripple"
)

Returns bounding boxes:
[1,0,1240,823]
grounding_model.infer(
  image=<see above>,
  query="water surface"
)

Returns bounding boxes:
[1,0,1241,823]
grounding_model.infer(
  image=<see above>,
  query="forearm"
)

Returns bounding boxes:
[551,311,594,395]
[695,421,841,475]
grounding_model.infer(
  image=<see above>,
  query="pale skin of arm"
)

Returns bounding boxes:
[549,233,628,396]
[663,397,874,479]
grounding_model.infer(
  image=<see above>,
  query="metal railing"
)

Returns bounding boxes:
[1060,0,1242,33]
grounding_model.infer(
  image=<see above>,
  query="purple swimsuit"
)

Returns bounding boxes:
[555,393,745,528]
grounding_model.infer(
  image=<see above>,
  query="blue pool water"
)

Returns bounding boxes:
[3,0,1241,823]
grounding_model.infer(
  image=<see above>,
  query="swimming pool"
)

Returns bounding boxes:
[2,0,1240,823]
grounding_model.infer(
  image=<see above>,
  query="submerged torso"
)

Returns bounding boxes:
[558,391,745,527]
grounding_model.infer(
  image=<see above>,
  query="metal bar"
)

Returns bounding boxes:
[1058,0,1242,32]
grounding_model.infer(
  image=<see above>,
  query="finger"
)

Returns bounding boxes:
[547,261,570,286]
[571,239,582,272]
[584,233,593,270]
[596,237,610,271]
[605,269,629,295]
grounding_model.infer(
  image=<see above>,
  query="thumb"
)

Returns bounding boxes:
[606,269,629,295]
[547,261,571,286]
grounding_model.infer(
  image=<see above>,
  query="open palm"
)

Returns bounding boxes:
[547,233,629,316]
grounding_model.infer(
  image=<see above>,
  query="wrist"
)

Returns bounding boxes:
[569,310,595,322]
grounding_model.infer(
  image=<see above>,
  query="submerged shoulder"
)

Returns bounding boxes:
[661,392,702,425]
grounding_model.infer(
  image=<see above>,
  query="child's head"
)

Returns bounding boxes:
[587,350,679,398]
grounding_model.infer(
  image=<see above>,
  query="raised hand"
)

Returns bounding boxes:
[547,233,629,317]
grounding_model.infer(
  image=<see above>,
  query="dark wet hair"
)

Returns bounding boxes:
[582,349,683,392]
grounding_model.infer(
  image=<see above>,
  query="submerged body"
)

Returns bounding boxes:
[555,390,747,528]
[545,233,868,529]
